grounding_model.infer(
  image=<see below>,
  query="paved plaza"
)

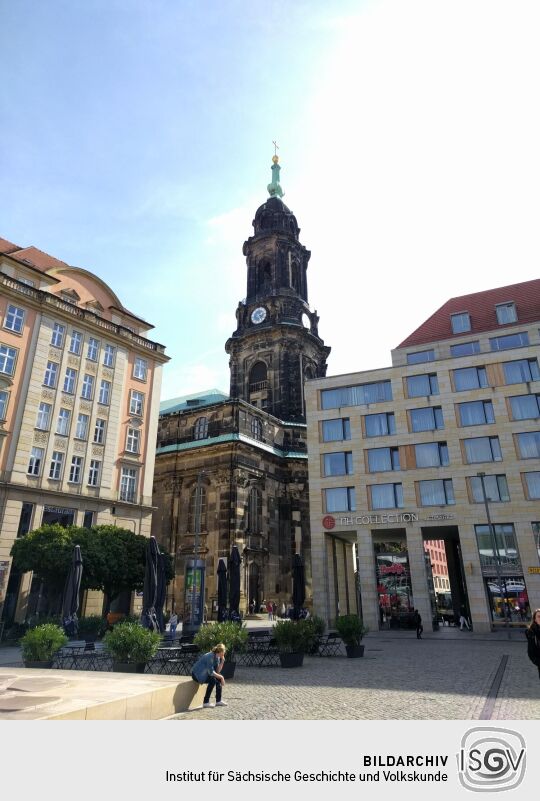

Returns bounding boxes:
[172,629,540,721]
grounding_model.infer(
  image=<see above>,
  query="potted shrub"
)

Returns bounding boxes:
[103,622,161,673]
[193,621,248,679]
[77,615,105,643]
[273,620,307,667]
[20,624,68,668]
[335,614,368,657]
[303,616,326,654]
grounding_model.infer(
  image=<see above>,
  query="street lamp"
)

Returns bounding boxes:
[477,472,511,640]
[184,470,206,636]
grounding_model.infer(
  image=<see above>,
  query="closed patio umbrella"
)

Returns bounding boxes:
[228,545,241,622]
[217,558,228,622]
[142,536,159,631]
[292,553,305,620]
[155,551,167,634]
[62,545,83,638]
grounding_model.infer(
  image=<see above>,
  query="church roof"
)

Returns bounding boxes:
[159,388,229,416]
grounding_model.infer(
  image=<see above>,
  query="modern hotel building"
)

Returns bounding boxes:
[306,279,540,633]
[0,238,168,623]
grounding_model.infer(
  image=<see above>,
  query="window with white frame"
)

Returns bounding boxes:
[129,390,144,416]
[4,304,25,333]
[418,479,455,506]
[370,482,404,510]
[469,474,510,503]
[94,418,106,443]
[44,361,58,387]
[81,374,94,400]
[120,467,138,502]
[56,408,71,436]
[87,337,100,361]
[463,436,503,463]
[524,471,540,499]
[324,487,356,513]
[0,389,9,420]
[36,402,52,430]
[516,431,540,459]
[126,427,141,453]
[193,416,208,440]
[453,366,488,391]
[69,330,83,355]
[27,447,44,476]
[63,367,77,394]
[495,302,517,325]
[0,344,18,375]
[69,456,83,484]
[75,413,89,439]
[450,312,471,334]
[133,357,147,380]
[103,344,115,367]
[88,459,101,487]
[98,380,111,404]
[251,417,263,440]
[49,451,64,480]
[51,322,65,347]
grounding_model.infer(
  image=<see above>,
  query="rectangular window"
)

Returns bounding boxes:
[69,331,83,355]
[129,390,145,416]
[49,451,64,480]
[453,366,488,391]
[103,344,115,367]
[63,367,77,394]
[532,523,540,561]
[120,467,138,502]
[0,389,9,420]
[516,431,540,459]
[406,349,435,365]
[509,394,540,420]
[458,400,495,426]
[83,510,94,528]
[463,436,502,463]
[365,412,396,437]
[81,374,95,400]
[503,358,540,384]
[451,312,471,334]
[69,456,83,484]
[495,302,517,325]
[27,447,44,476]
[475,523,521,569]
[35,402,52,430]
[4,304,25,333]
[524,471,540,499]
[321,380,392,410]
[324,487,356,513]
[0,344,18,375]
[98,380,111,405]
[415,442,449,468]
[51,322,65,347]
[410,406,444,432]
[367,447,400,472]
[126,427,141,453]
[94,418,106,444]
[450,340,480,357]
[490,332,529,351]
[88,460,101,487]
[133,357,148,380]
[17,502,34,537]
[87,337,100,361]
[370,482,403,509]
[418,479,455,506]
[75,413,89,439]
[323,452,353,476]
[56,408,71,436]
[406,373,439,397]
[44,361,58,387]
[469,475,510,503]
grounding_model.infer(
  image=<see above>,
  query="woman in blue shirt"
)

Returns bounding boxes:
[191,643,227,708]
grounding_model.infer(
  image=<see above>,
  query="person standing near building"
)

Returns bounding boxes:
[191,644,228,708]
[459,608,470,631]
[169,611,178,638]
[525,609,540,681]
[413,609,423,639]
[267,600,273,621]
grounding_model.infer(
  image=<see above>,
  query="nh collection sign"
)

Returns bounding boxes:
[322,512,456,529]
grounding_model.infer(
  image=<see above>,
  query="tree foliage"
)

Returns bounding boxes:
[11,525,174,610]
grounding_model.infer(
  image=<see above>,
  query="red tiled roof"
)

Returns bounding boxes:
[6,245,69,272]
[397,278,540,348]
[0,237,21,254]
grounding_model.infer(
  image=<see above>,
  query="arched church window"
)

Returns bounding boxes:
[250,416,263,441]
[290,261,300,292]
[258,261,272,293]
[249,361,268,392]
[188,485,207,532]
[193,416,208,440]
[247,487,262,534]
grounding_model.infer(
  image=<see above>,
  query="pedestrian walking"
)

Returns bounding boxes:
[525,608,540,681]
[413,609,423,639]
[267,600,273,621]
[169,611,178,638]
[191,643,228,708]
[459,609,470,630]
[280,602,286,618]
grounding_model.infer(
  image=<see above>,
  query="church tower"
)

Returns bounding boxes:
[225,155,330,421]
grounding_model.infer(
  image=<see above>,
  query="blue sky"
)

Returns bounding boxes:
[2,1,540,399]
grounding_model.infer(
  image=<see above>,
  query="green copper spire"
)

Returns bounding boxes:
[267,150,284,198]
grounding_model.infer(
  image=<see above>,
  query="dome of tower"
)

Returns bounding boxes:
[252,196,300,238]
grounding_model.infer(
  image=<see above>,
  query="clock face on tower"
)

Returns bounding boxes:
[251,307,267,324]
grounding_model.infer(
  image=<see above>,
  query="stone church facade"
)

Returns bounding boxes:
[152,157,329,616]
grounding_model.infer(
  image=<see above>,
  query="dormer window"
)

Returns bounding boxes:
[496,302,517,325]
[451,312,471,334]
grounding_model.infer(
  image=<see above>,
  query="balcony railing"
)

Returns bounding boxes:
[249,381,269,393]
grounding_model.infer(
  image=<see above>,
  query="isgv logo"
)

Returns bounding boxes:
[457,727,526,792]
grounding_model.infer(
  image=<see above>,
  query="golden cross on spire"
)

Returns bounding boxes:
[272,140,279,156]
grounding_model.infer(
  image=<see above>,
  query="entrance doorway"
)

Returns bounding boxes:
[422,526,471,627]
[248,562,260,613]
[373,530,415,629]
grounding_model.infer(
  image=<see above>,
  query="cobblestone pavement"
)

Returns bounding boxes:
[172,632,540,721]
